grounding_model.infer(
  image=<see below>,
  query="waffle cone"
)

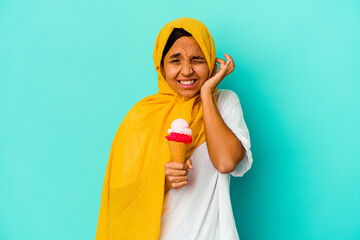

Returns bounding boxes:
[167,140,186,163]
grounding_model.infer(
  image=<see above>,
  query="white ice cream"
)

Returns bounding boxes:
[168,119,192,136]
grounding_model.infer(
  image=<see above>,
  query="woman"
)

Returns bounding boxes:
[96,17,253,240]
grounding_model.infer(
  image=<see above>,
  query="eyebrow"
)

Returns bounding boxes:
[169,53,205,60]
[169,53,181,59]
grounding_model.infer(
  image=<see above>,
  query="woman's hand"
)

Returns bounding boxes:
[164,159,193,193]
[200,53,235,95]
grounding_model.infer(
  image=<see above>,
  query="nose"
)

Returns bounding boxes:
[181,62,194,76]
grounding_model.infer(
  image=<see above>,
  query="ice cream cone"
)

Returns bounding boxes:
[167,140,186,163]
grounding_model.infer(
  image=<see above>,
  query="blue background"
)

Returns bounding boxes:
[1,0,359,239]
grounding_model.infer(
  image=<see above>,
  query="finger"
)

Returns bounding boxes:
[215,59,226,71]
[165,161,187,170]
[225,62,234,75]
[220,54,234,76]
[171,180,188,189]
[224,53,232,61]
[214,63,230,79]
[225,54,235,72]
[216,58,227,69]
[168,175,188,183]
[211,63,218,78]
[216,57,226,63]
[165,168,188,176]
[224,53,235,69]
[216,58,231,73]
[185,159,193,170]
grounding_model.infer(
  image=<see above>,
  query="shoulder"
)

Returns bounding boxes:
[215,89,240,103]
[215,89,241,113]
[121,94,159,129]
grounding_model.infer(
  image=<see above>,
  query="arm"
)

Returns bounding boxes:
[201,91,245,173]
[200,53,245,174]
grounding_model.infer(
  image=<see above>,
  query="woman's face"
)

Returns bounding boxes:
[161,36,209,98]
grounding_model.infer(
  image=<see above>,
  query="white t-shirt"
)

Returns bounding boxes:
[160,89,253,240]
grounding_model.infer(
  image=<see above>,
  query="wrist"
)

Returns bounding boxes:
[200,87,213,99]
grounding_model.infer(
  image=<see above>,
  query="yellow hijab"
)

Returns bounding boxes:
[96,17,217,240]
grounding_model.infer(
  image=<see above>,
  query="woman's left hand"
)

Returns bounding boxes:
[200,53,235,95]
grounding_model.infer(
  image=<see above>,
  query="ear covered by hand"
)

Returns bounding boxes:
[202,53,235,94]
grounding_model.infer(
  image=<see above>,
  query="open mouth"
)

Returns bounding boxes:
[177,79,198,88]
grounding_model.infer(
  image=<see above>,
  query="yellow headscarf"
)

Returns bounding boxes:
[96,17,217,240]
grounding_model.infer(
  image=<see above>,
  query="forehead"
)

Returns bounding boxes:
[166,36,204,57]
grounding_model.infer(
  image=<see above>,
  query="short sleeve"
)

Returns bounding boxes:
[217,90,253,177]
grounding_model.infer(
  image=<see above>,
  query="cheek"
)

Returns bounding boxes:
[165,66,180,80]
[194,65,209,80]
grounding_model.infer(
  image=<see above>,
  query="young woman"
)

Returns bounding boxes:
[96,17,253,240]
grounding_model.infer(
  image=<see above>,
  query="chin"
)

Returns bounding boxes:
[178,90,200,98]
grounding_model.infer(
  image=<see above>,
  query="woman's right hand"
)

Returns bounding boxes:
[164,159,193,193]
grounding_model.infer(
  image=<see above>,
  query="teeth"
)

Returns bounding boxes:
[179,80,195,85]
